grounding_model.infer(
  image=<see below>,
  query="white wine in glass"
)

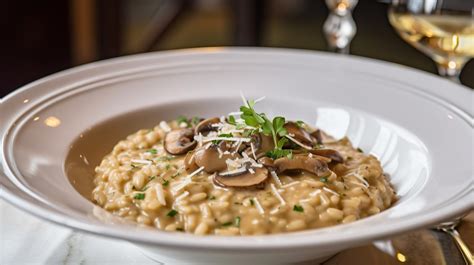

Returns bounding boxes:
[388,0,474,82]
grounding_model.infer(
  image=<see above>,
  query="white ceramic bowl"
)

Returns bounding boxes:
[1,48,472,264]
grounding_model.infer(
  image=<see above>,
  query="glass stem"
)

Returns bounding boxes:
[436,60,463,83]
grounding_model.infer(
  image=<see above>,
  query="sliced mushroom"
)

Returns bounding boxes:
[184,150,199,172]
[309,149,344,163]
[310,129,323,145]
[284,122,314,146]
[164,128,197,155]
[194,117,220,136]
[243,133,274,158]
[193,144,237,173]
[214,166,269,188]
[274,154,330,177]
[258,157,274,168]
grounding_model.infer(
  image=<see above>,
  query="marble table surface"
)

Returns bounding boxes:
[1,199,472,265]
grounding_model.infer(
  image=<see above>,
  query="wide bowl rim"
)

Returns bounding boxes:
[1,47,473,250]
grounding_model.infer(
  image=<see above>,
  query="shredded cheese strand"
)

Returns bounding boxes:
[270,171,282,187]
[159,121,171,132]
[285,135,313,150]
[270,183,286,206]
[155,183,166,206]
[131,159,152,165]
[253,197,264,215]
[323,187,340,197]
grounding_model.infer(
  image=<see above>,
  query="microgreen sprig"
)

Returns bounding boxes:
[234,96,292,159]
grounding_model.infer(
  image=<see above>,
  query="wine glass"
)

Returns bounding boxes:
[387,0,474,82]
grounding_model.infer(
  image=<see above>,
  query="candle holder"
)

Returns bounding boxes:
[323,0,358,54]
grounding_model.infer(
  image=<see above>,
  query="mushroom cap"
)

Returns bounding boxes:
[194,117,220,136]
[214,166,269,188]
[310,129,323,145]
[309,149,344,163]
[164,128,197,155]
[258,156,275,168]
[184,150,199,173]
[243,133,275,158]
[194,144,238,173]
[284,122,314,146]
[274,154,330,177]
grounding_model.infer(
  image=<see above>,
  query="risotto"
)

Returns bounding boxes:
[92,97,397,235]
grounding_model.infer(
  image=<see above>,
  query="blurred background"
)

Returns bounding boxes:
[1,0,473,98]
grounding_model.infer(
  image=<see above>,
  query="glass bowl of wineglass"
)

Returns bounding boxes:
[388,0,473,82]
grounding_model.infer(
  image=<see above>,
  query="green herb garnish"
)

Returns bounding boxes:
[235,216,241,227]
[209,196,216,200]
[176,115,188,125]
[162,180,169,186]
[147,148,158,154]
[212,133,233,145]
[167,209,178,217]
[293,204,304,212]
[221,221,233,227]
[250,199,255,205]
[149,175,156,181]
[320,177,328,183]
[296,120,305,127]
[357,147,364,153]
[228,115,236,125]
[190,116,200,127]
[134,193,145,200]
[156,155,174,162]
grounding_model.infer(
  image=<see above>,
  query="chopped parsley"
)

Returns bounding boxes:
[167,209,178,217]
[147,148,158,154]
[293,204,304,212]
[212,133,233,144]
[209,195,216,200]
[320,177,328,183]
[177,116,201,128]
[235,216,241,227]
[133,193,145,200]
[357,147,364,153]
[221,221,233,227]
[296,120,305,127]
[156,155,174,162]
[250,199,255,206]
[176,115,188,125]
[162,180,169,186]
[148,175,156,181]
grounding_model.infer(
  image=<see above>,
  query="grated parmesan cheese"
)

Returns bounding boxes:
[285,135,312,150]
[270,183,286,206]
[131,159,152,165]
[323,187,340,197]
[155,183,166,206]
[281,181,300,188]
[202,136,251,143]
[352,172,370,187]
[250,142,257,160]
[175,191,189,202]
[270,171,282,187]
[253,197,265,215]
[159,121,171,132]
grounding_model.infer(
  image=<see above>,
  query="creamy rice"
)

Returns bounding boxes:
[92,120,397,235]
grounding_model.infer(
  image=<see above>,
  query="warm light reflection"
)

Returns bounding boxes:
[396,252,407,263]
[337,2,348,11]
[33,117,40,121]
[44,116,61,127]
[448,61,457,69]
[23,99,29,103]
